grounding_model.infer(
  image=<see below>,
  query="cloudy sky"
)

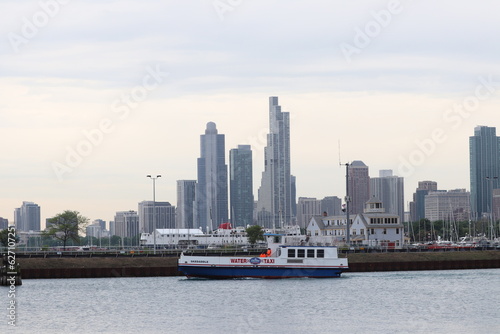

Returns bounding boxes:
[1,0,500,226]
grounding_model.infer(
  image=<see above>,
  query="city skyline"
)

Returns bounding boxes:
[1,1,500,224]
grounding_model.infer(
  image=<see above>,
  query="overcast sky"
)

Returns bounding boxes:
[1,0,500,226]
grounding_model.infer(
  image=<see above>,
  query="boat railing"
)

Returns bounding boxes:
[181,248,266,257]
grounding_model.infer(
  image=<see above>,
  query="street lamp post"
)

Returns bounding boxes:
[147,174,161,254]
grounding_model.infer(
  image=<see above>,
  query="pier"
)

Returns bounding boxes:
[12,249,500,279]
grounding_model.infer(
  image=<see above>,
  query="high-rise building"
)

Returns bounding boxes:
[370,170,405,220]
[493,189,500,222]
[0,217,8,230]
[297,197,322,228]
[257,97,293,228]
[93,219,106,230]
[109,221,115,236]
[138,201,176,233]
[291,175,297,221]
[410,180,438,222]
[114,211,139,239]
[348,161,370,215]
[424,189,471,222]
[177,180,197,229]
[86,223,103,239]
[194,122,228,232]
[321,196,342,216]
[470,126,500,219]
[14,201,41,232]
[14,208,21,230]
[230,145,254,227]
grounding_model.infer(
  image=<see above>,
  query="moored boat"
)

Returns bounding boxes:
[177,234,348,279]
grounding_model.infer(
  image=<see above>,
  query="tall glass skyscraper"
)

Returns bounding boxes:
[195,122,228,232]
[369,170,404,220]
[138,201,176,233]
[15,201,41,232]
[470,126,500,218]
[257,97,292,228]
[177,180,197,229]
[229,145,254,227]
[349,161,370,215]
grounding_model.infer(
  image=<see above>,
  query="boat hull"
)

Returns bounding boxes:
[178,264,346,279]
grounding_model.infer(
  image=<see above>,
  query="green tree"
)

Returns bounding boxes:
[0,229,19,248]
[246,225,265,245]
[44,210,89,250]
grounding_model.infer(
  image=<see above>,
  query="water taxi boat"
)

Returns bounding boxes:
[178,234,348,279]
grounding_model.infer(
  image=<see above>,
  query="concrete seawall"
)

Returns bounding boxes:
[17,251,500,279]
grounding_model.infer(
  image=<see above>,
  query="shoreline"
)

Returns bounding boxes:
[14,250,500,279]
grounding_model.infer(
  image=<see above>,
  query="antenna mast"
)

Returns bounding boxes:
[339,141,350,248]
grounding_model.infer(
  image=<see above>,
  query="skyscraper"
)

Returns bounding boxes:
[321,196,342,216]
[348,161,370,215]
[114,210,139,239]
[177,180,197,229]
[370,170,405,220]
[410,180,438,222]
[15,201,41,232]
[195,122,228,232]
[424,189,471,222]
[257,97,292,228]
[297,197,322,228]
[470,126,500,218]
[230,145,254,227]
[138,201,176,233]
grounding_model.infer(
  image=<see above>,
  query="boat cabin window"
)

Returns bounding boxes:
[297,249,305,258]
[273,236,281,243]
[288,248,296,258]
[317,249,324,258]
[307,249,315,258]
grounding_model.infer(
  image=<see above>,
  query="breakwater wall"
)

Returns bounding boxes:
[17,251,500,279]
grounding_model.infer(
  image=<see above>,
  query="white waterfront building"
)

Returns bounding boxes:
[140,227,250,248]
[306,196,405,249]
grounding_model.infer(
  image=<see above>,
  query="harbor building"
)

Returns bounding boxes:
[229,145,254,227]
[194,122,228,232]
[348,161,370,215]
[138,201,176,233]
[140,226,249,248]
[257,97,293,228]
[370,170,405,221]
[307,196,404,249]
[470,126,500,219]
[177,180,197,229]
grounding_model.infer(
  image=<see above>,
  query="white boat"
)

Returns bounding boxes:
[178,234,349,279]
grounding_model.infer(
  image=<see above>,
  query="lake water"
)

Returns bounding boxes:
[2,269,499,334]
